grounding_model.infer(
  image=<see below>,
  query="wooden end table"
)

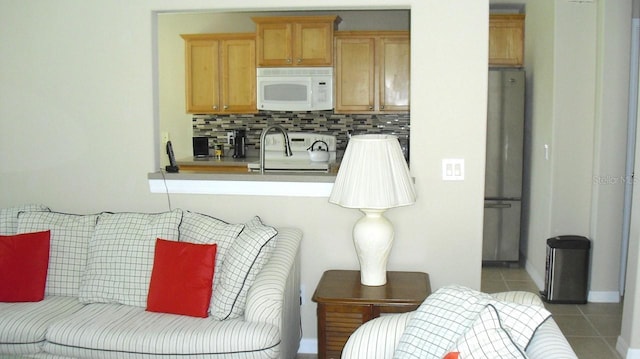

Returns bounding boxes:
[312,270,431,359]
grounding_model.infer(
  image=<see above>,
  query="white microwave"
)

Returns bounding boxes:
[257,67,333,111]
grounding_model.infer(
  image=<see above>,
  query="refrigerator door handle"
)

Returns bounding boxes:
[485,202,512,209]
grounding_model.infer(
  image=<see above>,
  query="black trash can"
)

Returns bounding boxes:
[541,235,590,304]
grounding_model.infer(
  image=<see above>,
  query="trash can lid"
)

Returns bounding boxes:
[547,235,591,249]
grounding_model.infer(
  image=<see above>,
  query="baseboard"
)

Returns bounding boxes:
[587,291,621,303]
[627,348,640,359]
[617,335,640,359]
[298,338,318,354]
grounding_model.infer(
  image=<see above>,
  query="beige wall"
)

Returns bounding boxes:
[523,0,639,356]
[523,0,630,300]
[0,0,489,351]
[3,0,637,355]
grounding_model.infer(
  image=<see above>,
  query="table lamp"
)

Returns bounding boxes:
[329,134,416,286]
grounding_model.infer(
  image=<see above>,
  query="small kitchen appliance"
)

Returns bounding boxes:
[192,137,209,158]
[308,140,330,162]
[248,132,336,172]
[232,129,247,158]
[256,67,333,111]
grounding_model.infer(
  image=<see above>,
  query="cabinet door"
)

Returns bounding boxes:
[379,36,410,112]
[221,39,256,113]
[318,303,374,359]
[489,15,524,67]
[335,37,375,112]
[256,22,293,66]
[185,39,220,113]
[294,22,334,66]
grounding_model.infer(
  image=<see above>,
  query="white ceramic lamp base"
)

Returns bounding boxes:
[353,209,394,286]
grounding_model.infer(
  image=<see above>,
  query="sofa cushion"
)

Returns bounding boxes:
[43,303,280,359]
[17,211,99,297]
[0,231,50,302]
[147,239,217,318]
[79,210,183,307]
[0,296,84,355]
[0,204,49,235]
[211,216,278,320]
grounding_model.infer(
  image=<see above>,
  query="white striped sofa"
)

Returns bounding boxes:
[0,206,302,359]
[341,291,578,359]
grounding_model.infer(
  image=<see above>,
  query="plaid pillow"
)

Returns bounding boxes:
[78,210,183,307]
[393,286,550,359]
[447,305,528,359]
[178,211,245,314]
[211,216,277,320]
[17,211,98,297]
[0,204,50,235]
[179,210,244,263]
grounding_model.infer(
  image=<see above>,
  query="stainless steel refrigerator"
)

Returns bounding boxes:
[483,69,525,262]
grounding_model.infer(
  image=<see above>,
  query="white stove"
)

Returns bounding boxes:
[248,132,337,172]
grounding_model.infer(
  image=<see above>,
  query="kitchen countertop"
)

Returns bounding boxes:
[176,156,340,173]
[177,156,253,168]
[147,162,338,197]
[148,170,337,183]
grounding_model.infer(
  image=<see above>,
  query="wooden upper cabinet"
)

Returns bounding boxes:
[379,36,410,112]
[182,33,256,114]
[489,14,524,67]
[183,37,220,114]
[253,16,338,67]
[220,38,257,113]
[335,31,410,114]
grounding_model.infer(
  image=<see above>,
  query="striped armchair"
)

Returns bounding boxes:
[341,291,578,359]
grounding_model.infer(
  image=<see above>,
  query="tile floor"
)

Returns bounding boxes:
[481,266,624,359]
[297,266,625,359]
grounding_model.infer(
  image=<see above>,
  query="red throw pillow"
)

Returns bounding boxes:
[443,352,460,359]
[0,230,51,302]
[147,238,217,318]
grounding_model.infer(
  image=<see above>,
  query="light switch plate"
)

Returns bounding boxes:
[442,158,465,181]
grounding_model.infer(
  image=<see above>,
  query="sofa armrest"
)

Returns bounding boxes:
[526,318,578,359]
[491,291,578,359]
[245,227,302,358]
[341,312,414,359]
[491,291,544,307]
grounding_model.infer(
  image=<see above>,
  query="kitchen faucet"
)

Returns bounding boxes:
[260,125,293,174]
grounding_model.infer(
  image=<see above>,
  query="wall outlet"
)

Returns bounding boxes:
[227,132,234,145]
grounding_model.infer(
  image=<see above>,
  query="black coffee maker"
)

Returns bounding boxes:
[232,129,247,158]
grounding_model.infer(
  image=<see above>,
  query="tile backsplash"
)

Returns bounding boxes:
[192,110,410,159]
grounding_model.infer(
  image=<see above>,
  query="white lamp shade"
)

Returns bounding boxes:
[329,134,416,209]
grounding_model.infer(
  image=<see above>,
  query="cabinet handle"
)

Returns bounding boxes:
[296,58,302,63]
[287,58,292,64]
[369,106,374,110]
[223,105,229,110]
[213,105,218,110]
[381,105,385,110]
[485,203,512,209]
